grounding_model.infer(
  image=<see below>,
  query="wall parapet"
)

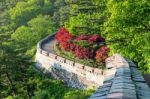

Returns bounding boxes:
[35,33,105,89]
[36,33,104,77]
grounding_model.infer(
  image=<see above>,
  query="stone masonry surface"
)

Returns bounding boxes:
[35,33,105,89]
[89,54,150,99]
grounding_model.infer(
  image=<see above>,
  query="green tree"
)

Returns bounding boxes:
[0,33,34,98]
[65,0,107,36]
[11,15,55,55]
[9,0,52,29]
[52,0,70,27]
[0,0,94,98]
[104,0,150,73]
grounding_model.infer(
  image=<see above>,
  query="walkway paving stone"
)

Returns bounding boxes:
[89,54,150,99]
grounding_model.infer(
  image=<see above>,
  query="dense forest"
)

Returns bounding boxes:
[0,0,150,99]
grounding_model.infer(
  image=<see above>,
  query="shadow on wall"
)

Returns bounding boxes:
[35,60,86,88]
[50,63,86,89]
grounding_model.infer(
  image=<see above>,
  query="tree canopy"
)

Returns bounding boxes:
[0,0,150,98]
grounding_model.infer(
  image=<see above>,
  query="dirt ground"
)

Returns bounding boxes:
[143,74,150,87]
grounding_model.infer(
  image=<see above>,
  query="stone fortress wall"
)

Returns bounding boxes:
[35,34,150,98]
[35,34,107,89]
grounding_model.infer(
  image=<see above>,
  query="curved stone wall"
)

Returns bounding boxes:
[35,34,150,98]
[35,34,105,89]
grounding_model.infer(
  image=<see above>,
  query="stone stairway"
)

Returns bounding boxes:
[89,54,150,99]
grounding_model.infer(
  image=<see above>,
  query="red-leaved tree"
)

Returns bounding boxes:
[88,34,105,42]
[55,27,109,62]
[55,27,73,43]
[95,46,110,62]
[75,46,94,59]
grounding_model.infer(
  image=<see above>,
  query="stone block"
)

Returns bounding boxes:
[75,63,84,69]
[113,77,133,84]
[116,67,131,77]
[106,54,129,69]
[135,82,150,91]
[49,53,57,59]
[111,84,135,90]
[89,96,106,99]
[109,88,136,95]
[138,96,150,99]
[56,56,65,63]
[76,68,86,76]
[105,68,116,77]
[66,59,74,66]
[90,91,108,97]
[104,75,114,82]
[133,77,146,82]
[106,61,116,69]
[94,68,103,75]
[107,92,137,99]
[113,54,127,63]
[37,48,42,53]
[112,83,135,89]
[137,90,150,96]
[116,62,129,68]
[96,87,110,93]
[100,82,112,88]
[84,66,94,73]
[41,50,48,56]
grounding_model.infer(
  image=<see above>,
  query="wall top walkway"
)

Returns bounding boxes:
[89,54,150,99]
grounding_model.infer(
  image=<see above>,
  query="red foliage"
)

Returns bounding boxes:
[75,46,93,59]
[95,46,110,62]
[75,35,90,41]
[60,42,76,52]
[55,27,73,43]
[88,34,105,42]
[55,27,109,61]
[59,42,71,51]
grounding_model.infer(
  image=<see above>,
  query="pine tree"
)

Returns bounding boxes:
[64,0,107,36]
[52,0,70,27]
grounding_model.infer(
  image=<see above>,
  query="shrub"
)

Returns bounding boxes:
[88,34,105,42]
[55,27,109,63]
[60,42,76,52]
[75,46,94,59]
[95,46,110,62]
[55,27,73,43]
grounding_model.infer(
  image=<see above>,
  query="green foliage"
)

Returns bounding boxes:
[64,89,94,99]
[32,78,94,99]
[103,0,150,73]
[11,15,55,55]
[64,0,106,36]
[52,0,70,27]
[0,0,94,98]
[1,0,150,98]
[9,0,52,29]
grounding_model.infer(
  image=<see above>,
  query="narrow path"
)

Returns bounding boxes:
[42,38,56,54]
